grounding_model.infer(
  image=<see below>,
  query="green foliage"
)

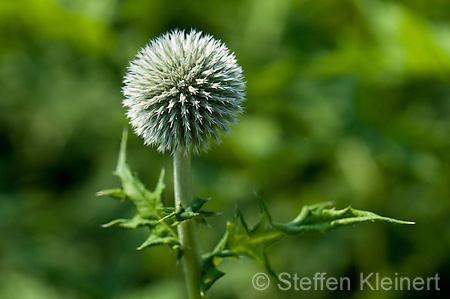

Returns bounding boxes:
[97,131,179,250]
[201,201,413,293]
[272,201,414,234]
[98,133,413,295]
[98,132,216,252]
[200,202,280,293]
[161,197,216,226]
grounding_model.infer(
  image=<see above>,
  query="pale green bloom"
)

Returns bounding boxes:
[123,29,246,154]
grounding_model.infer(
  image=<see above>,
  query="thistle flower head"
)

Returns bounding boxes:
[122,29,246,154]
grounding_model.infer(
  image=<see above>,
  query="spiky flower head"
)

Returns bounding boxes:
[122,29,246,154]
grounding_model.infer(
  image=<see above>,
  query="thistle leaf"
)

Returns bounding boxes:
[272,202,415,234]
[98,130,179,250]
[137,225,180,250]
[114,130,166,219]
[223,209,281,274]
[161,197,215,225]
[203,200,414,292]
[200,255,225,295]
[96,188,127,199]
[200,250,237,294]
[101,133,415,296]
[101,215,159,229]
[200,200,283,290]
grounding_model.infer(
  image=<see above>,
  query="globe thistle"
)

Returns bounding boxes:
[123,29,246,154]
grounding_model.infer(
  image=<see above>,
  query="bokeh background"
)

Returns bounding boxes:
[1,0,449,298]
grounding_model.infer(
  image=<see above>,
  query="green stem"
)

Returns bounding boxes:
[173,151,203,299]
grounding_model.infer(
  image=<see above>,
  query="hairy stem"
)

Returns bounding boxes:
[173,151,203,299]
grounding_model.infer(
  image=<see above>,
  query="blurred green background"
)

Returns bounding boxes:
[1,0,449,298]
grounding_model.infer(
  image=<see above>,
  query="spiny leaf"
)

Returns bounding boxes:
[101,215,159,229]
[101,131,415,296]
[114,130,166,219]
[199,202,280,293]
[98,130,179,250]
[250,199,274,237]
[161,197,215,225]
[202,200,414,293]
[200,250,237,294]
[96,188,127,200]
[272,202,415,234]
[200,255,224,295]
[205,201,283,280]
[224,203,282,275]
[137,225,179,250]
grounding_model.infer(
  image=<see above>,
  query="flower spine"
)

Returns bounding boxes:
[123,29,246,154]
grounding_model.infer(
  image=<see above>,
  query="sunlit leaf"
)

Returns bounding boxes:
[273,202,415,234]
[203,200,414,291]
[96,188,127,200]
[97,130,179,250]
[161,197,215,225]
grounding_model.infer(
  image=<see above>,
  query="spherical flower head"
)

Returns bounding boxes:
[122,29,246,155]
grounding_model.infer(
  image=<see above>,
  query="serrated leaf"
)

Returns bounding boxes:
[202,200,414,293]
[200,255,224,295]
[214,201,283,276]
[101,132,415,296]
[96,188,127,199]
[161,197,215,225]
[200,250,237,294]
[250,199,274,237]
[102,215,159,229]
[272,202,415,234]
[137,225,180,250]
[113,131,166,219]
[198,202,281,293]
[99,130,179,250]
